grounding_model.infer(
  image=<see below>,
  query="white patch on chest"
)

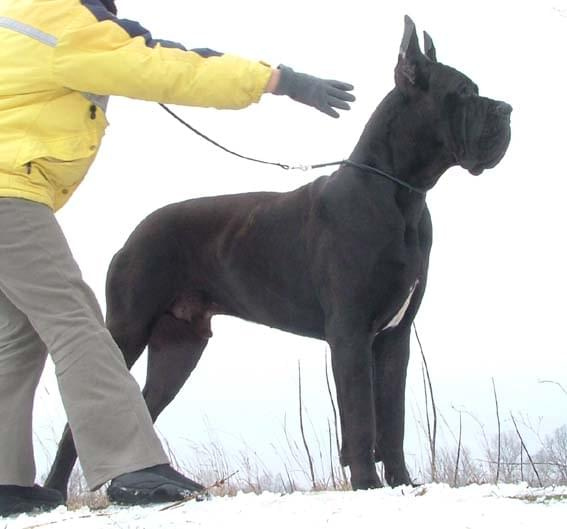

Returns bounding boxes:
[382,279,420,331]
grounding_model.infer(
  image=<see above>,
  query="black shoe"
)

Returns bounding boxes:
[0,485,64,517]
[107,464,205,505]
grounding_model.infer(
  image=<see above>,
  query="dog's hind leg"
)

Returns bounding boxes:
[43,423,76,498]
[143,313,208,424]
[44,322,151,498]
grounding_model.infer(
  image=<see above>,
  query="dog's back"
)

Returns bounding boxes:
[106,178,329,344]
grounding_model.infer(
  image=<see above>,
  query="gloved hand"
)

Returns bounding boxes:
[274,65,355,118]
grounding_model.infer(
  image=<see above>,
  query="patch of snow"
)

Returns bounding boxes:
[3,484,567,529]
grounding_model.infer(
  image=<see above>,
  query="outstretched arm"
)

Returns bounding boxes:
[53,3,354,116]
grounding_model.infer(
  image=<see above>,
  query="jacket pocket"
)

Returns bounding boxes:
[31,154,96,190]
[14,92,108,168]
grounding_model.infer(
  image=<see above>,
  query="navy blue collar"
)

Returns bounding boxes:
[100,0,117,14]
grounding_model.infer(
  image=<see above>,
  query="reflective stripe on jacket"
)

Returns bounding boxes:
[0,0,272,210]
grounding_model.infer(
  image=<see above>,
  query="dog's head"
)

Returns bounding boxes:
[394,16,512,177]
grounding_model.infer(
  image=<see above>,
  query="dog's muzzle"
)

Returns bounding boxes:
[456,98,512,175]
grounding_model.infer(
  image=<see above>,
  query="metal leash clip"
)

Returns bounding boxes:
[288,164,312,172]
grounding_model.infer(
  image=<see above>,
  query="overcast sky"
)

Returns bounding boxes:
[33,0,567,481]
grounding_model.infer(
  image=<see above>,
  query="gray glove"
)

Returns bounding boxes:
[274,65,355,118]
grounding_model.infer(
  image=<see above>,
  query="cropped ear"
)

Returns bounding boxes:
[423,31,437,62]
[395,16,429,91]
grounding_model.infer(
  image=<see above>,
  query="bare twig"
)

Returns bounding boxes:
[520,440,524,482]
[298,361,316,489]
[492,378,501,484]
[474,458,567,469]
[510,413,542,487]
[21,513,112,529]
[159,471,239,511]
[539,380,567,396]
[414,323,437,482]
[279,474,287,493]
[324,352,348,483]
[421,364,432,454]
[283,463,296,493]
[328,419,337,489]
[454,410,462,487]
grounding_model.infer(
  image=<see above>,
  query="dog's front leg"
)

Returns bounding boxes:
[372,323,413,487]
[372,267,429,487]
[328,326,381,490]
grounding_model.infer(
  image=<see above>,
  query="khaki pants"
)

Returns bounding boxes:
[0,198,168,489]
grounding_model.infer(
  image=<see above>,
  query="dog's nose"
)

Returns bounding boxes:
[495,102,513,115]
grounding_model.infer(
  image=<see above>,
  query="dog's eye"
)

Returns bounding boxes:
[458,83,479,97]
[468,83,479,96]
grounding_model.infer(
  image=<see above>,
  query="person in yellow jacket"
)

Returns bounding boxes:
[0,0,355,516]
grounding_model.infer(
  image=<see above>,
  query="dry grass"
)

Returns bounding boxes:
[61,421,567,509]
[54,353,566,507]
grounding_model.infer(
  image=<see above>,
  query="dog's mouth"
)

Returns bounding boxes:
[469,148,509,175]
[468,139,510,175]
[460,99,512,176]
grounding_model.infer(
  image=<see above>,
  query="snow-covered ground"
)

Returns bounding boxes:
[3,484,567,529]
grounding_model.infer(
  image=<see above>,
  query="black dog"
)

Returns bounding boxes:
[46,16,512,494]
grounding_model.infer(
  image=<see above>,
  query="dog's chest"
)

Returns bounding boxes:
[381,279,420,332]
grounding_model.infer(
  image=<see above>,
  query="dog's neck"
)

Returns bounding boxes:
[349,89,455,194]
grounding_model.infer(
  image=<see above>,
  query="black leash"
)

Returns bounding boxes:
[159,104,427,195]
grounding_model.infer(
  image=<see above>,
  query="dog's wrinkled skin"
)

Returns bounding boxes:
[46,17,511,495]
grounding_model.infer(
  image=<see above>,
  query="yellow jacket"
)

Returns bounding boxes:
[0,0,272,210]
